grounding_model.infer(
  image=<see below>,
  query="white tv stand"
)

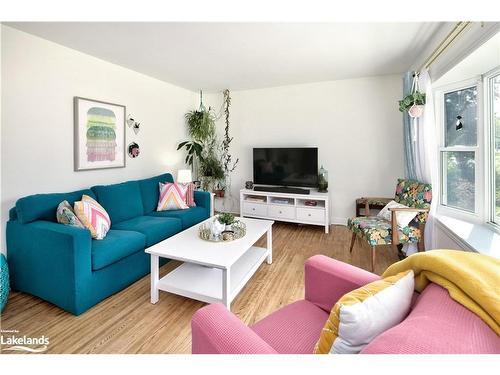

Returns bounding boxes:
[240,188,330,233]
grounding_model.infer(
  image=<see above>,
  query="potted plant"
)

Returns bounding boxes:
[399,91,426,118]
[214,181,226,198]
[217,212,235,231]
[199,153,225,192]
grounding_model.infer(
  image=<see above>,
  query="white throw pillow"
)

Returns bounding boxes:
[314,270,415,354]
[377,200,417,228]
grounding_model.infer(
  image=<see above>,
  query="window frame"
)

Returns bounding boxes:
[484,65,500,228]
[435,77,484,223]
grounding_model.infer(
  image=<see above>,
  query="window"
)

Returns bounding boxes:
[487,70,500,224]
[435,32,500,232]
[440,84,478,213]
[437,66,500,227]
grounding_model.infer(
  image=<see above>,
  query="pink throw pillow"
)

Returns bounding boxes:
[157,182,189,211]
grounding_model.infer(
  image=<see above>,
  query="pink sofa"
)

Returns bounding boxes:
[191,255,500,354]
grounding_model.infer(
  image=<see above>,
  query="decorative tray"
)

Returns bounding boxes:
[198,219,246,242]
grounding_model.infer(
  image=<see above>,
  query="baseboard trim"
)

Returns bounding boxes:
[331,217,348,226]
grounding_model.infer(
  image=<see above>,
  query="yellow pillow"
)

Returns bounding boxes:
[314,270,414,354]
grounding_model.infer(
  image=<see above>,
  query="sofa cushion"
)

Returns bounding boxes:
[15,189,96,224]
[137,173,174,214]
[148,207,209,229]
[251,300,329,354]
[92,181,144,223]
[92,230,146,271]
[112,216,182,246]
[362,283,500,354]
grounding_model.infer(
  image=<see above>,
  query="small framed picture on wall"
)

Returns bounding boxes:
[74,96,126,171]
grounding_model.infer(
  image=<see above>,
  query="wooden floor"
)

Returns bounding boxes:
[0,223,398,354]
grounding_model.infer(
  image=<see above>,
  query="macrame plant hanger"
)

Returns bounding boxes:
[409,72,422,142]
[199,90,206,111]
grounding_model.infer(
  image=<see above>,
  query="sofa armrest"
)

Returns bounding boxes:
[6,220,92,314]
[191,303,277,354]
[194,190,212,216]
[305,255,380,312]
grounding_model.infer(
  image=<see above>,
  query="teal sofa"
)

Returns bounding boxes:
[6,173,211,315]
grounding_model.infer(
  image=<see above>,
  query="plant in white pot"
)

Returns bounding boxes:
[399,91,426,118]
[217,212,235,231]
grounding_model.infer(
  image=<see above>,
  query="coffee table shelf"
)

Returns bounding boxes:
[157,246,268,304]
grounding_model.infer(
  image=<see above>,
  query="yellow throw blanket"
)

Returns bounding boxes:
[383,250,500,335]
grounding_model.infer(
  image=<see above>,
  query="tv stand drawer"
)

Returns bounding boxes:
[268,205,295,220]
[297,207,325,223]
[242,202,268,217]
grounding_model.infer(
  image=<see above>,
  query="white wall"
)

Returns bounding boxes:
[1,26,197,253]
[205,75,405,223]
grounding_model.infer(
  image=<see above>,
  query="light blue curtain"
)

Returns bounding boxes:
[403,72,417,180]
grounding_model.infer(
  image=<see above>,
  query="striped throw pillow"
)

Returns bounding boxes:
[74,195,111,240]
[314,270,414,354]
[183,182,196,207]
[157,182,189,211]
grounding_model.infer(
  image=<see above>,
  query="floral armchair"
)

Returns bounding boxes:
[347,179,432,272]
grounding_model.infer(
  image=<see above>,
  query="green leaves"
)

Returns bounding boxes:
[217,212,235,225]
[398,91,426,112]
[199,154,225,180]
[185,109,216,142]
[180,90,237,192]
[177,140,203,167]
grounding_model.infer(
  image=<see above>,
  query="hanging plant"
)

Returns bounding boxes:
[399,73,426,118]
[217,89,239,194]
[399,91,426,117]
[185,109,216,142]
[178,90,217,176]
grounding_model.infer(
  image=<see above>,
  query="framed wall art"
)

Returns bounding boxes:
[74,97,126,171]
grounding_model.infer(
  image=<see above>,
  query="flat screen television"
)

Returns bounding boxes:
[253,147,318,188]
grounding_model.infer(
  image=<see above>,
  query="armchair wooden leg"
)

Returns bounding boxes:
[396,244,406,260]
[371,246,376,273]
[417,240,425,252]
[349,232,356,253]
[418,224,426,252]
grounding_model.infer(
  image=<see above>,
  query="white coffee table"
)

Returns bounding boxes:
[145,216,274,309]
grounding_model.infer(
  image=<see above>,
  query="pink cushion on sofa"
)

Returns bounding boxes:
[251,300,329,354]
[362,283,500,354]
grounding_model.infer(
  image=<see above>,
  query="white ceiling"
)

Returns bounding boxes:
[7,22,448,92]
